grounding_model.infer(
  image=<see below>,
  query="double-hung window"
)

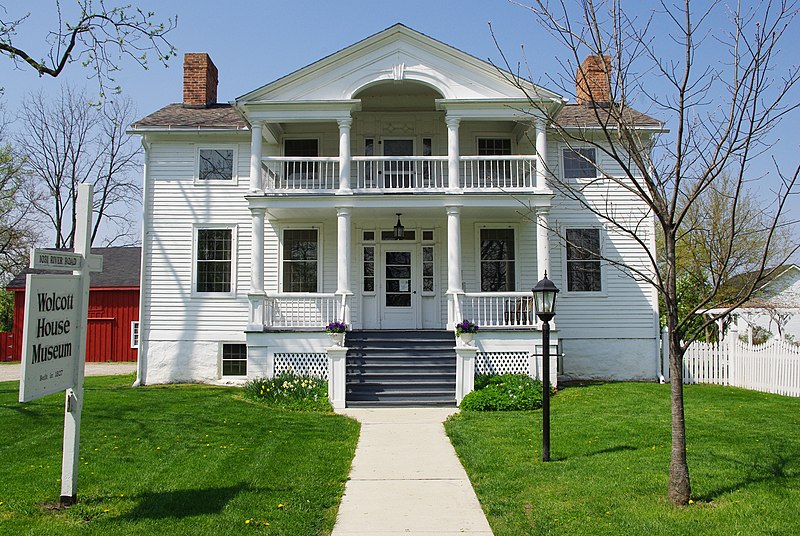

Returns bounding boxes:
[563,147,597,179]
[480,228,515,291]
[566,228,602,292]
[478,138,512,186]
[282,229,319,292]
[221,343,247,376]
[198,148,234,181]
[196,228,233,294]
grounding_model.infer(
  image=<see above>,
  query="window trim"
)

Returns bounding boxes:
[195,145,238,185]
[561,226,606,296]
[474,224,519,292]
[219,342,248,378]
[278,225,323,293]
[561,145,599,181]
[130,321,139,349]
[192,224,238,298]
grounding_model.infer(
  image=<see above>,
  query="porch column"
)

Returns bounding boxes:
[250,122,263,193]
[337,118,353,194]
[446,205,464,328]
[535,118,548,190]
[336,206,352,324]
[248,207,266,330]
[536,207,551,281]
[446,116,461,192]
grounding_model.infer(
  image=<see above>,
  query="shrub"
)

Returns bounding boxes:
[243,372,331,412]
[460,373,553,411]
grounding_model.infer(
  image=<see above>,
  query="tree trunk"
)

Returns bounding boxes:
[665,232,691,505]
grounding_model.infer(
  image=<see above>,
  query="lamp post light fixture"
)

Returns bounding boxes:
[532,271,559,462]
[393,213,405,240]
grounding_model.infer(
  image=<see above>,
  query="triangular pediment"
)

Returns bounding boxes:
[236,24,562,104]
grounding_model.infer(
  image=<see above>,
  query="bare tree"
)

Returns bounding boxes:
[0,1,176,99]
[502,0,800,504]
[17,85,141,247]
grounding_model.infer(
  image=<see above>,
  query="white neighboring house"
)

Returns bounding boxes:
[130,24,662,405]
[707,265,800,344]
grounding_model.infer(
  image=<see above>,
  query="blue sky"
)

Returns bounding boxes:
[2,0,798,250]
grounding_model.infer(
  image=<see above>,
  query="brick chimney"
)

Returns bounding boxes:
[576,55,611,105]
[183,53,218,108]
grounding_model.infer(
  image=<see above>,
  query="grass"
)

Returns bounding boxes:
[0,374,360,535]
[445,382,800,535]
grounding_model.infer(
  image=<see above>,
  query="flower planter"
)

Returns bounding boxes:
[328,332,345,347]
[459,332,475,346]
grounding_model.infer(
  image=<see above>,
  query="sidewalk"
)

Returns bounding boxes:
[332,407,493,535]
[0,362,137,382]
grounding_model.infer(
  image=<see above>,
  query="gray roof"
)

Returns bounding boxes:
[7,246,141,290]
[132,102,660,130]
[557,103,662,128]
[131,104,247,130]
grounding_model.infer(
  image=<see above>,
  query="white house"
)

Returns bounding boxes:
[130,24,662,406]
[706,264,800,344]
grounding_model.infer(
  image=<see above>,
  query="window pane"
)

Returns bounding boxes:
[563,148,597,178]
[197,229,232,293]
[566,228,602,292]
[480,229,515,291]
[283,230,318,292]
[199,149,233,180]
[478,138,512,155]
[222,343,247,376]
[284,139,318,157]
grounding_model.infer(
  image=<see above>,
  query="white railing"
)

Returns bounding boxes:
[461,156,536,190]
[352,156,448,190]
[461,292,538,329]
[262,157,339,191]
[672,332,800,397]
[266,293,339,328]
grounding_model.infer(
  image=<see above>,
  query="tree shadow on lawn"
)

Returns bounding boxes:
[548,444,637,462]
[696,448,800,502]
[103,483,265,520]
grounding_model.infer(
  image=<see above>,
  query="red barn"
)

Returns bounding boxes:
[5,246,140,362]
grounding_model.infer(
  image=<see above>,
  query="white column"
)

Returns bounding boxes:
[336,207,352,324]
[455,346,477,404]
[536,207,551,281]
[337,118,353,194]
[327,346,347,409]
[248,208,266,330]
[446,116,461,192]
[535,118,548,190]
[446,205,463,328]
[250,122,263,193]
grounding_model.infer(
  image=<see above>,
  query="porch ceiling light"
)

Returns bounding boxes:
[532,271,560,322]
[393,213,404,240]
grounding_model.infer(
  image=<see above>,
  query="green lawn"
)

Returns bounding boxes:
[0,375,360,535]
[445,382,800,535]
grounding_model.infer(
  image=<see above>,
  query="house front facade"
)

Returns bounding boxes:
[131,25,662,405]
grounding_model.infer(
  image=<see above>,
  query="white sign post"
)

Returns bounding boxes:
[18,184,100,506]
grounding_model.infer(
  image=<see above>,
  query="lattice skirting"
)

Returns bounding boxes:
[273,353,328,379]
[475,351,534,377]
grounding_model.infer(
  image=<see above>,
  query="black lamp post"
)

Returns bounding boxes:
[532,272,559,462]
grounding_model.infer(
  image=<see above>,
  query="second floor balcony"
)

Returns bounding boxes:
[261,155,539,194]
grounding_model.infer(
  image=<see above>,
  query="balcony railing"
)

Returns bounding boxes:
[352,156,449,189]
[263,157,339,191]
[266,293,341,328]
[461,292,539,329]
[260,155,537,193]
[461,156,536,189]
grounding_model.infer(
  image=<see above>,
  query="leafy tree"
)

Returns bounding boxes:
[504,0,800,505]
[0,1,176,99]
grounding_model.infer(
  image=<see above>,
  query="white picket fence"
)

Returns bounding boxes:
[667,329,800,397]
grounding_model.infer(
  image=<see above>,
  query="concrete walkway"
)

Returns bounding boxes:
[0,362,136,382]
[332,407,493,535]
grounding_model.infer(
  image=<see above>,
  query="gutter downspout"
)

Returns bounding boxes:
[133,138,151,387]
